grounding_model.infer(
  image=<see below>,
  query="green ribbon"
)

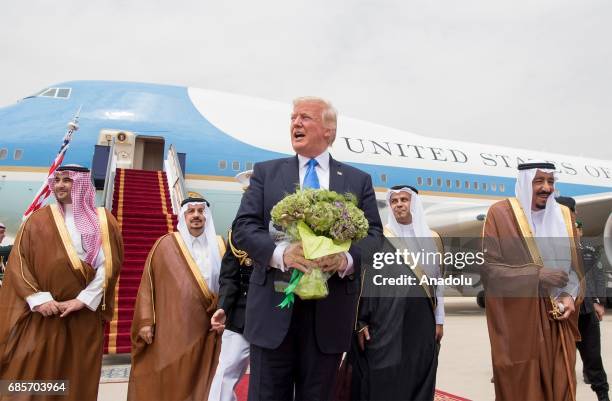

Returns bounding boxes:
[278,270,304,309]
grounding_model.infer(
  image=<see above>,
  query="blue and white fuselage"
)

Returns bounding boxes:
[1,81,611,241]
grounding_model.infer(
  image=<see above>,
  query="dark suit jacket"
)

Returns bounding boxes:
[217,230,251,333]
[233,155,383,354]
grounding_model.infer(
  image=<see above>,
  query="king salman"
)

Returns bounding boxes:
[128,197,224,401]
[0,165,124,401]
[481,161,584,401]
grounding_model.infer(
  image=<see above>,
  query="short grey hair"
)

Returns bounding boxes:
[292,96,338,144]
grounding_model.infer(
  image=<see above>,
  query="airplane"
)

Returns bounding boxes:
[1,80,611,306]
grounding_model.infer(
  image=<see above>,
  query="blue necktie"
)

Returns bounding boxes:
[303,159,320,189]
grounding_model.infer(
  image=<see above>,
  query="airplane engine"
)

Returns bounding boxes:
[604,211,612,266]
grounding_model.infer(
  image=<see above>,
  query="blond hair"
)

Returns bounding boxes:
[292,96,338,144]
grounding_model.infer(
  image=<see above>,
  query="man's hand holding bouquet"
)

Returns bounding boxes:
[270,189,369,308]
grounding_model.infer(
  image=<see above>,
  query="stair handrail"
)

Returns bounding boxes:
[165,144,186,214]
[103,138,118,210]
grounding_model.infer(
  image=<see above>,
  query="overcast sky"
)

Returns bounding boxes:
[1,0,610,159]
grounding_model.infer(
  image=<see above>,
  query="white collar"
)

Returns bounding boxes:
[297,150,330,172]
[63,203,73,215]
[189,231,207,246]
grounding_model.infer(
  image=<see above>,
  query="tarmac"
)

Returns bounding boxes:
[98,297,612,400]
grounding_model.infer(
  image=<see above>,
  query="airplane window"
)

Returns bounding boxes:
[417,177,423,186]
[455,179,461,188]
[491,183,497,191]
[499,183,505,192]
[218,160,227,170]
[482,183,488,191]
[446,179,451,188]
[13,149,23,160]
[246,162,254,170]
[426,177,433,186]
[232,161,240,171]
[436,178,442,187]
[380,174,387,183]
[41,88,57,97]
[56,88,71,98]
[465,181,471,189]
[474,182,479,190]
[0,148,7,160]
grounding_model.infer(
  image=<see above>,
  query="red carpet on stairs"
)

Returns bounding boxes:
[104,168,177,354]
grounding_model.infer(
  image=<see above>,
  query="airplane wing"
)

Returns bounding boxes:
[423,193,612,238]
[574,192,612,237]
[424,202,491,238]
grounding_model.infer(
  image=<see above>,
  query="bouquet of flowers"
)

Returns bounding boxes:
[270,189,369,307]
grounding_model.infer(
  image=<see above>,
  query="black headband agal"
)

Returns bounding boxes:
[181,197,210,207]
[517,162,556,171]
[56,165,90,173]
[555,196,576,213]
[390,185,419,194]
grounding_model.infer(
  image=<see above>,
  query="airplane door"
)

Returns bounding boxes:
[134,136,165,171]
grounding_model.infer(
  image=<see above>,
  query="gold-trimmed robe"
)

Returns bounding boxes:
[482,198,584,401]
[0,205,123,401]
[127,233,222,401]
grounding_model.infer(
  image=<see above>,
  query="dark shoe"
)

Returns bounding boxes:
[596,391,610,401]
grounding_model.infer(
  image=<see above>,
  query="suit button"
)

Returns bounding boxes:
[348,275,355,281]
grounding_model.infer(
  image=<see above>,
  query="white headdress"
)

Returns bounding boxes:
[515,161,577,298]
[177,198,221,294]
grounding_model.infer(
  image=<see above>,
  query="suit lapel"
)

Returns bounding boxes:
[281,156,300,194]
[329,155,346,193]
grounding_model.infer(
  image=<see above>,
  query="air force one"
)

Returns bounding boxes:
[1,80,611,264]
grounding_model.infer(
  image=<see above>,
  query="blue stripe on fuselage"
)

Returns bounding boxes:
[1,81,609,198]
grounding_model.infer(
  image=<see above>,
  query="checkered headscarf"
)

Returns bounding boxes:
[48,167,101,265]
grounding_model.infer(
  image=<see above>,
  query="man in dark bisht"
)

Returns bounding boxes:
[128,197,224,401]
[349,185,444,401]
[0,165,124,401]
[481,161,584,401]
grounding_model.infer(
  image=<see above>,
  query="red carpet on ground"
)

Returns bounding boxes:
[104,168,177,354]
[234,375,470,401]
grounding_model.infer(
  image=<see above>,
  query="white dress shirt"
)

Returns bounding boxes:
[269,150,354,277]
[394,223,445,325]
[188,232,219,294]
[531,209,579,300]
[26,205,105,311]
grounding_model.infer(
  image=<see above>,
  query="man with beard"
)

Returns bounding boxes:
[128,197,223,401]
[0,165,123,401]
[481,162,583,401]
[351,185,443,401]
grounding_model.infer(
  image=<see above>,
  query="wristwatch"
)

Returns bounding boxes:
[593,298,601,305]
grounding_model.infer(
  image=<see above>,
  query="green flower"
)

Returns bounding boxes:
[270,188,369,242]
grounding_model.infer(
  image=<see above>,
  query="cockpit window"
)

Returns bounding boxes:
[41,88,57,97]
[27,87,72,99]
[56,88,71,98]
